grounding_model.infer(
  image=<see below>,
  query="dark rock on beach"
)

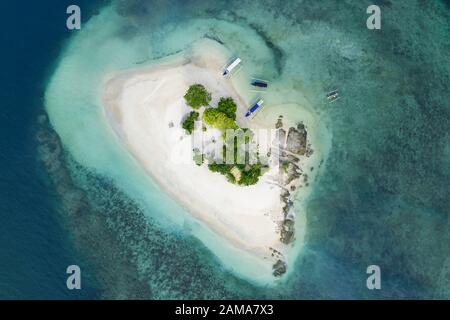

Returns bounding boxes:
[275,117,283,129]
[286,124,307,155]
[273,259,287,277]
[280,219,295,245]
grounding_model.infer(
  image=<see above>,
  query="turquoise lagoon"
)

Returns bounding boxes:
[43,0,450,298]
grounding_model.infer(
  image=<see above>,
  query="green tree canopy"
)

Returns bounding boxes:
[207,162,263,186]
[181,111,199,134]
[238,165,262,186]
[184,84,211,109]
[217,97,237,120]
[202,108,238,131]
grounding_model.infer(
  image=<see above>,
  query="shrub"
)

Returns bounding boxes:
[238,165,262,186]
[281,162,289,173]
[202,108,238,131]
[193,152,204,166]
[217,97,237,120]
[207,162,263,186]
[208,163,231,175]
[182,111,199,134]
[184,84,211,109]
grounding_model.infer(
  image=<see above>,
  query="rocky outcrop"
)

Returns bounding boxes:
[272,259,287,277]
[285,162,301,185]
[286,123,307,155]
[271,117,314,276]
[280,219,295,245]
[275,116,283,129]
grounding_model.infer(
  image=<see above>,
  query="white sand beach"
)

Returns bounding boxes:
[101,40,317,276]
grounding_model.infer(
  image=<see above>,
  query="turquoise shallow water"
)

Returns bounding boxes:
[37,0,450,298]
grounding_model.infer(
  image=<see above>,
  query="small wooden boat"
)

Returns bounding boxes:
[245,99,264,117]
[326,89,340,102]
[251,79,268,88]
[223,57,242,76]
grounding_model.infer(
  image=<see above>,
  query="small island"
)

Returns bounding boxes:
[102,40,319,280]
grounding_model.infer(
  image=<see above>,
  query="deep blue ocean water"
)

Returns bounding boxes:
[1,0,449,299]
[0,0,106,300]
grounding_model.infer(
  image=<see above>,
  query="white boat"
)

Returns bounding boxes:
[223,57,241,76]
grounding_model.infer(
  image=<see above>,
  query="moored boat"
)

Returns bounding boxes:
[251,79,268,88]
[223,57,242,76]
[245,99,264,117]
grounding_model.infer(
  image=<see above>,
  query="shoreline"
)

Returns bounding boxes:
[100,40,324,281]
